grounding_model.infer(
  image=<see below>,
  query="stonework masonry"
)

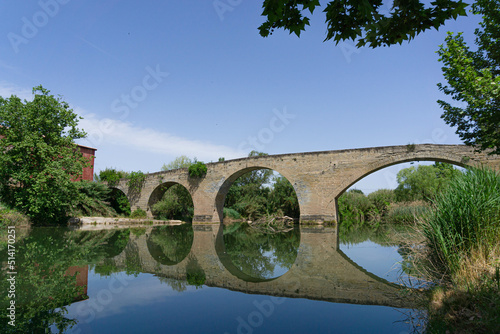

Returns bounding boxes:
[113,144,500,224]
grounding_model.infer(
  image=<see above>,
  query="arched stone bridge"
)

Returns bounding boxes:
[114,144,500,224]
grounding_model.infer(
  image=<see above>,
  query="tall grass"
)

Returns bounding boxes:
[422,166,500,280]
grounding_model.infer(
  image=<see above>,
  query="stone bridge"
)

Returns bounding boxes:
[114,144,500,223]
[107,224,420,309]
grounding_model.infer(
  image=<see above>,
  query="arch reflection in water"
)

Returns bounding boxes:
[221,222,300,280]
[146,224,194,265]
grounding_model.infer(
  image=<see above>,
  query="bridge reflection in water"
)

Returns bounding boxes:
[100,223,420,309]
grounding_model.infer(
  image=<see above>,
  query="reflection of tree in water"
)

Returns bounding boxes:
[0,228,88,333]
[0,227,135,333]
[156,275,188,292]
[339,224,411,247]
[147,224,194,265]
[223,222,300,280]
[185,256,205,288]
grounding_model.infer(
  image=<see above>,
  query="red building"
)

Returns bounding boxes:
[77,145,97,181]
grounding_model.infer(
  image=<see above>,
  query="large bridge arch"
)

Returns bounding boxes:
[213,165,301,224]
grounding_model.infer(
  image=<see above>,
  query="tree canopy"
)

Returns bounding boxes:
[0,86,87,223]
[259,0,468,47]
[437,0,500,154]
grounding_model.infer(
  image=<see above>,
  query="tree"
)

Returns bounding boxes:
[161,155,192,171]
[0,86,87,223]
[437,0,500,154]
[259,0,468,48]
[394,163,460,202]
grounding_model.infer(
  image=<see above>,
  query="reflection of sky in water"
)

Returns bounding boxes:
[340,240,403,283]
[262,250,289,278]
[61,269,418,334]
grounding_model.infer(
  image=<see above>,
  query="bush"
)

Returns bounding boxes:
[338,190,376,226]
[127,171,146,192]
[99,168,128,187]
[367,189,395,214]
[188,161,207,178]
[130,208,147,219]
[223,207,241,219]
[70,181,118,217]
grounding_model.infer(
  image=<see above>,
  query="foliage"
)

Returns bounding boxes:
[385,201,431,224]
[259,0,468,48]
[223,207,241,219]
[188,161,207,178]
[99,168,128,187]
[367,189,395,215]
[69,181,117,217]
[0,202,30,226]
[0,86,87,224]
[267,176,299,218]
[421,166,500,280]
[151,184,193,221]
[127,170,146,193]
[108,188,131,216]
[437,0,500,154]
[338,189,376,226]
[130,208,147,219]
[394,162,460,202]
[161,155,193,171]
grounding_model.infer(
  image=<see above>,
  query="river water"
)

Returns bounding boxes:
[1,223,426,333]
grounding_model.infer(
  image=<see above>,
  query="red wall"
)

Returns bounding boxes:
[77,145,97,181]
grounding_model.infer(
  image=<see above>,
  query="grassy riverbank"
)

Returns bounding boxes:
[418,167,500,333]
[376,167,499,333]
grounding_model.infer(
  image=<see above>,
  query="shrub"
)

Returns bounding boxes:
[130,208,147,219]
[188,161,207,178]
[99,168,127,187]
[127,171,146,192]
[367,189,395,214]
[223,207,241,219]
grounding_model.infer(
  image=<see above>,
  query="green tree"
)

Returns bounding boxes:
[162,155,192,171]
[0,86,87,223]
[394,163,460,202]
[267,176,299,218]
[437,0,500,154]
[151,184,193,221]
[259,0,467,48]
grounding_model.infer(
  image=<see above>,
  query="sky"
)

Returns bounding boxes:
[0,1,481,193]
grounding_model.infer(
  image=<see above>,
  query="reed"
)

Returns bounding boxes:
[422,166,500,280]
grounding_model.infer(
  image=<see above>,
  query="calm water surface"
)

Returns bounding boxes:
[0,223,425,333]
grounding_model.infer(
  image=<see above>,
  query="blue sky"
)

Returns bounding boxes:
[0,1,481,192]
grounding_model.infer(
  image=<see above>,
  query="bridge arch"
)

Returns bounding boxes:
[148,181,194,221]
[335,155,470,199]
[214,166,300,223]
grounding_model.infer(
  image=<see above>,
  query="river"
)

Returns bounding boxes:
[0,222,426,333]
